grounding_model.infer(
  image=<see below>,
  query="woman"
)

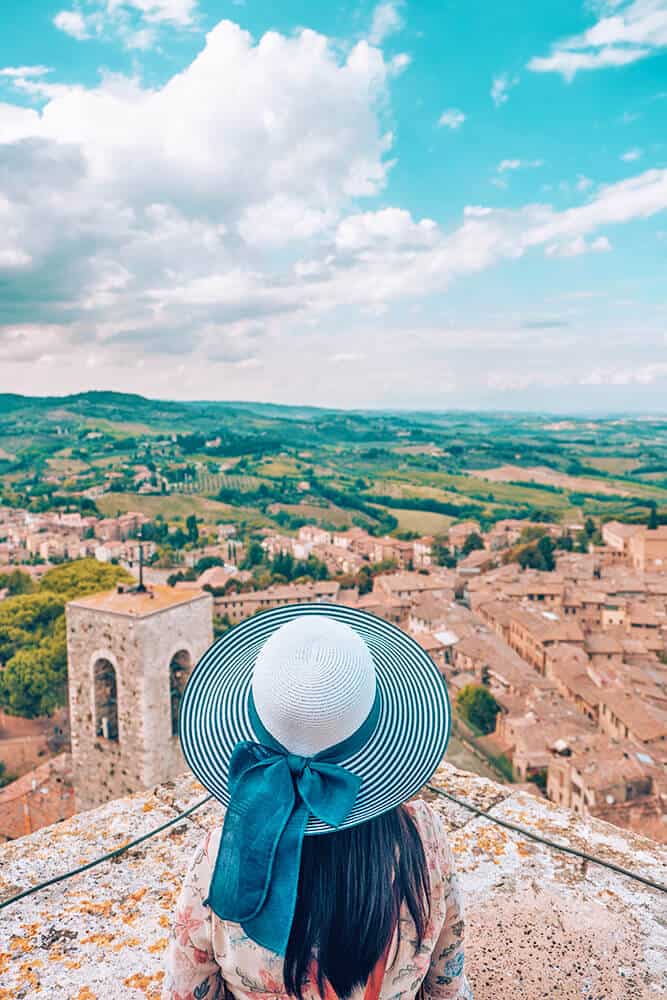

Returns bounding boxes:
[163,604,472,1000]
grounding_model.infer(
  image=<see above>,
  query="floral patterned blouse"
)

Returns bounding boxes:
[162,799,472,1000]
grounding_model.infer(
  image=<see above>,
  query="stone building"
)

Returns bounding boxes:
[66,585,213,811]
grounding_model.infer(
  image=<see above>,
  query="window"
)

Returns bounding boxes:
[94,658,119,741]
[170,650,192,736]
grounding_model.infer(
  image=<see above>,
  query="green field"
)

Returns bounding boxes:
[2,392,666,538]
[95,492,271,529]
[376,507,455,535]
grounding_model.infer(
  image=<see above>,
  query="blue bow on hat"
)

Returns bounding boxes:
[205,691,380,955]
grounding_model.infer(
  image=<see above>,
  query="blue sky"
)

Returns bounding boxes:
[0,0,666,410]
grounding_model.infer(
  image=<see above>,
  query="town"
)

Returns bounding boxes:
[1,489,665,846]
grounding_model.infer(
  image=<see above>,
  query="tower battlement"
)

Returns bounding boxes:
[66,586,213,811]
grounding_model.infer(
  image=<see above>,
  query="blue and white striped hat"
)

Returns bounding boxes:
[179,601,451,835]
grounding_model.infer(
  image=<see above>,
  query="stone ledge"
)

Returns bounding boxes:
[0,764,665,1000]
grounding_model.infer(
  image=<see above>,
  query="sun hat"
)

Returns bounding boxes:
[178,602,451,955]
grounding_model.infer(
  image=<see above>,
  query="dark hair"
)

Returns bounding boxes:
[283,804,430,1000]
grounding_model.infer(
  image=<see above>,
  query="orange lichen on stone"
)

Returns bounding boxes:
[80,932,116,946]
[9,934,33,954]
[76,899,114,917]
[158,914,170,928]
[73,987,97,1000]
[0,953,10,975]
[142,801,156,812]
[148,936,169,954]
[124,970,165,992]
[473,824,510,858]
[111,936,141,952]
[64,959,83,969]
[126,887,149,903]
[17,959,41,989]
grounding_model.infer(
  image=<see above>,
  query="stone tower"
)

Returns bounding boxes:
[66,585,213,811]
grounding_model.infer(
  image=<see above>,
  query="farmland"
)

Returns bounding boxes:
[1,392,666,539]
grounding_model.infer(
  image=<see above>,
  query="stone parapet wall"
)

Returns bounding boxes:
[0,763,666,999]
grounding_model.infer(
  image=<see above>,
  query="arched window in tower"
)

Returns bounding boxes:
[170,650,192,736]
[93,658,119,742]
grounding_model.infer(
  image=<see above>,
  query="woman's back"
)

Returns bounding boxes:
[162,799,471,1000]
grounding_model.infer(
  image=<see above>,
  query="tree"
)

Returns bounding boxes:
[0,559,132,718]
[1,625,67,718]
[194,555,225,574]
[242,540,265,569]
[456,684,501,735]
[0,760,14,789]
[432,538,456,568]
[584,517,596,538]
[0,568,34,596]
[271,550,295,580]
[536,535,556,571]
[648,505,658,530]
[518,535,555,572]
[461,532,484,556]
[186,514,199,543]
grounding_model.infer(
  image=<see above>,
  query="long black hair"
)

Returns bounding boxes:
[283,804,430,1000]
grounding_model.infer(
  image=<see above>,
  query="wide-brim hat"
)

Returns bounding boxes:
[179,601,451,834]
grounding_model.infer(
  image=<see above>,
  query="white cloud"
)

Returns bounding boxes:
[369,0,404,45]
[0,65,51,77]
[0,20,394,354]
[330,352,366,362]
[497,158,544,172]
[335,208,438,251]
[581,362,667,385]
[109,0,198,26]
[2,14,667,397]
[438,108,465,129]
[238,195,337,248]
[545,235,612,257]
[53,1,198,48]
[388,52,411,75]
[576,174,593,191]
[621,147,642,160]
[491,73,519,106]
[54,11,90,39]
[528,0,667,80]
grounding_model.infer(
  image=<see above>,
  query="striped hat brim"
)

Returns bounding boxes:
[179,602,451,834]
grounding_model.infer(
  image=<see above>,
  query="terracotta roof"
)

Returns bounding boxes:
[600,692,667,742]
[413,631,445,652]
[602,521,644,539]
[585,633,624,655]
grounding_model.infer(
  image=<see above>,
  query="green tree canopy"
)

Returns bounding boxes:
[0,559,132,718]
[456,684,501,735]
[461,532,485,556]
[0,568,35,596]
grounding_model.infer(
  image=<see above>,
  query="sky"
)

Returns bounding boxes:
[0,0,666,411]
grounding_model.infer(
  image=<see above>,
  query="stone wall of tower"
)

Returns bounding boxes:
[66,594,213,811]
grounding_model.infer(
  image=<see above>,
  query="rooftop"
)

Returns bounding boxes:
[68,584,211,618]
[1,764,665,999]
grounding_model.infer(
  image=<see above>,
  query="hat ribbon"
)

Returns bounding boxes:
[205,688,381,955]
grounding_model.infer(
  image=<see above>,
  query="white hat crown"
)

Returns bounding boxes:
[251,615,377,756]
